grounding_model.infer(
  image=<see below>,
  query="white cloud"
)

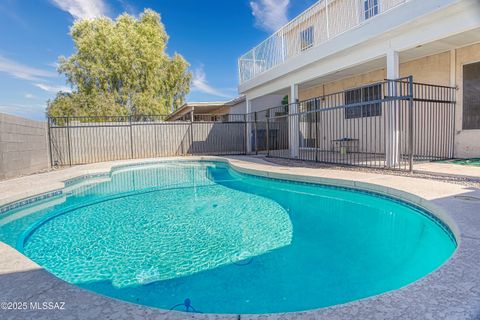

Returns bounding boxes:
[116,0,138,17]
[0,55,56,81]
[34,83,72,93]
[191,66,231,98]
[47,61,60,69]
[25,93,37,99]
[250,0,290,33]
[50,0,108,19]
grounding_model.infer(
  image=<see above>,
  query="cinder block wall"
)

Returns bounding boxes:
[0,113,50,180]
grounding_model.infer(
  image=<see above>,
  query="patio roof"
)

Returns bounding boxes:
[165,96,245,121]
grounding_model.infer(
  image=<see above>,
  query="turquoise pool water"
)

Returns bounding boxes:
[0,161,455,314]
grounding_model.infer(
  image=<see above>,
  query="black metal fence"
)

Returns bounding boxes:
[48,114,247,166]
[249,76,455,171]
[48,76,455,171]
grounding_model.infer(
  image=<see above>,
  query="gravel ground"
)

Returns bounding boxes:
[262,156,480,189]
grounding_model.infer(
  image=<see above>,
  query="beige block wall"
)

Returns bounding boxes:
[298,45,480,158]
[0,113,50,180]
[300,69,386,100]
[299,52,451,100]
[400,51,451,86]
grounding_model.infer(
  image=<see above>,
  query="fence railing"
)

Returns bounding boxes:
[239,0,409,83]
[249,77,455,171]
[48,115,247,166]
[48,77,455,171]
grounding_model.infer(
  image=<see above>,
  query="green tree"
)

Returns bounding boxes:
[47,9,191,117]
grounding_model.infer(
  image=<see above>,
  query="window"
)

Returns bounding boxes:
[300,26,314,51]
[463,62,480,130]
[364,0,379,20]
[344,84,382,119]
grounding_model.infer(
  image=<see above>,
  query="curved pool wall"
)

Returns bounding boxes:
[0,160,456,314]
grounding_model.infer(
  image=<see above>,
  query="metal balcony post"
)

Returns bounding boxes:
[326,0,330,39]
[355,0,361,23]
[252,48,257,77]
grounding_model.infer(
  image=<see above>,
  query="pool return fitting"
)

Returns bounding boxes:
[169,298,201,313]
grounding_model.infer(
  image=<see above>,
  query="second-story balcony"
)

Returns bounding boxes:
[238,0,409,84]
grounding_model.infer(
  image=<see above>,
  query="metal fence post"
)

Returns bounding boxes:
[254,111,258,155]
[66,117,72,166]
[266,111,270,157]
[408,76,414,172]
[190,110,194,156]
[315,109,319,162]
[450,85,457,159]
[129,115,134,159]
[47,117,54,167]
[244,114,248,154]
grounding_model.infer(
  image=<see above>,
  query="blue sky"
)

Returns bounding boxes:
[0,0,316,119]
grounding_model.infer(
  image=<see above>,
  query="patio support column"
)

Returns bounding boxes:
[246,98,253,153]
[385,49,400,168]
[450,49,457,159]
[289,84,300,158]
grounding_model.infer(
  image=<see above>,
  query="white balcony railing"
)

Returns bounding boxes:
[238,0,409,84]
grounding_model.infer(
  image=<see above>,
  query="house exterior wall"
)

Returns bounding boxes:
[299,52,452,100]
[239,95,285,116]
[228,101,247,115]
[240,0,480,161]
[251,95,285,114]
[0,113,50,180]
[240,0,480,97]
[282,1,328,60]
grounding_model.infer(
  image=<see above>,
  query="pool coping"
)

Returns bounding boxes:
[1,156,479,320]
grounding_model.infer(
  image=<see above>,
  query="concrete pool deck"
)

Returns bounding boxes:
[414,161,480,180]
[0,156,479,319]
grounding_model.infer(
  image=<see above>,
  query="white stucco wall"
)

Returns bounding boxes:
[250,95,285,114]
[228,101,247,115]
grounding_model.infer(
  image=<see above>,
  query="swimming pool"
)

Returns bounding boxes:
[0,161,456,314]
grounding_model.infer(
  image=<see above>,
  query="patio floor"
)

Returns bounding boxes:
[1,156,479,319]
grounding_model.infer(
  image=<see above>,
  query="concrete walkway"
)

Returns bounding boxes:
[415,161,480,179]
[0,156,479,320]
